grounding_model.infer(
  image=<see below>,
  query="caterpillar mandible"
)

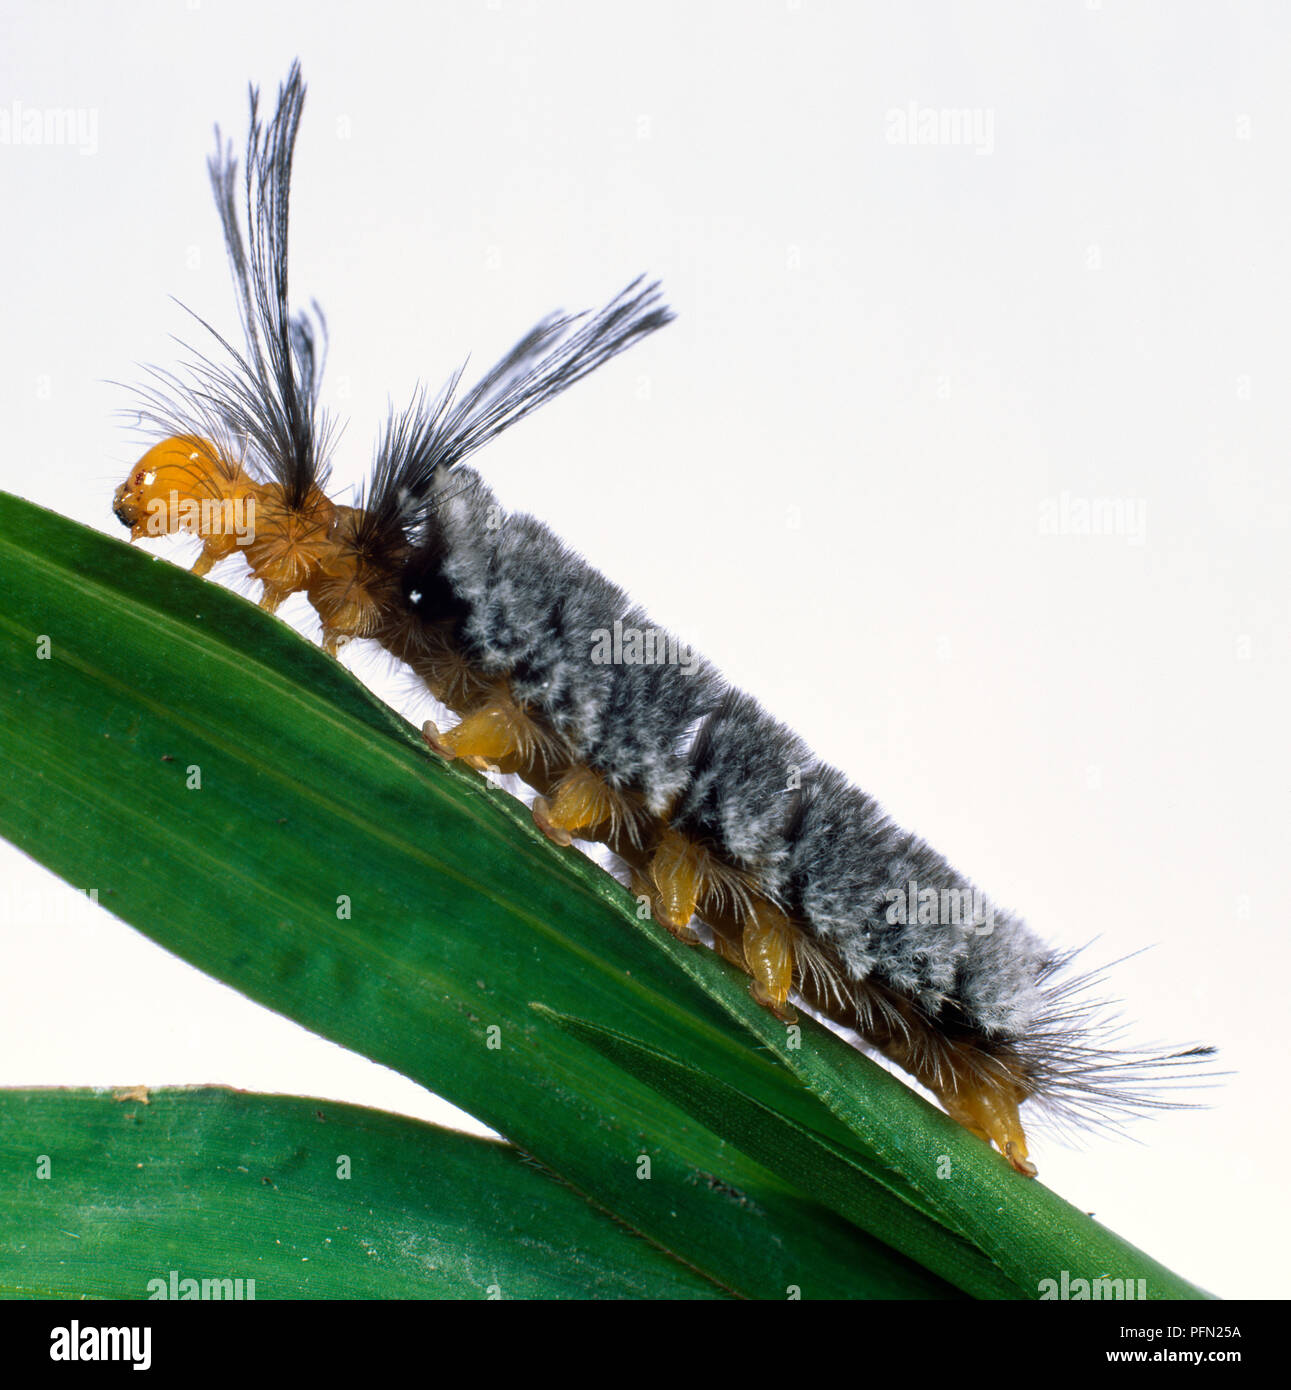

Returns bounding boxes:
[111,62,1213,1178]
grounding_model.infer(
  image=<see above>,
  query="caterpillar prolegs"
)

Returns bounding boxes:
[112,63,1213,1178]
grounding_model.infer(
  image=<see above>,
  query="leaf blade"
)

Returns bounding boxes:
[0,1087,727,1300]
[533,1005,1023,1299]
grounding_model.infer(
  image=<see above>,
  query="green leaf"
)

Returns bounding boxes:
[533,1005,1022,1299]
[0,492,952,1300]
[0,1087,727,1299]
[648,919,1217,1301]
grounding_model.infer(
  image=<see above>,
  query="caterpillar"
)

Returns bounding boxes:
[111,62,1213,1178]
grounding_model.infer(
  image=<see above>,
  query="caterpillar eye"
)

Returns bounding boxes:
[111,484,137,529]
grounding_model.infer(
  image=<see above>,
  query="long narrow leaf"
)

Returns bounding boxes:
[534,1005,1023,1298]
[0,1087,728,1300]
[648,912,1216,1300]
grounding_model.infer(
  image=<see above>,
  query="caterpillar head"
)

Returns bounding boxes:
[112,436,249,540]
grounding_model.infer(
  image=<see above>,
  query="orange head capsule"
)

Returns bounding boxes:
[112,436,254,545]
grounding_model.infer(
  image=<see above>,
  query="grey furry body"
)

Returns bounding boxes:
[414,469,1054,1044]
[427,468,724,813]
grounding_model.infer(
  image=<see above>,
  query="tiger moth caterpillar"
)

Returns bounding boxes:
[111,62,1213,1178]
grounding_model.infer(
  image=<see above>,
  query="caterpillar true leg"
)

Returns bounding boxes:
[532,766,612,846]
[936,1078,1037,1178]
[740,902,799,1023]
[420,684,550,773]
[627,866,702,946]
[531,765,644,848]
[647,827,708,934]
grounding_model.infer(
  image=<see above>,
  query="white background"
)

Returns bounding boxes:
[1,0,1287,1300]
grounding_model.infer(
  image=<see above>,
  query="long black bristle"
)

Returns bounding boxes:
[124,61,332,505]
[357,277,674,550]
